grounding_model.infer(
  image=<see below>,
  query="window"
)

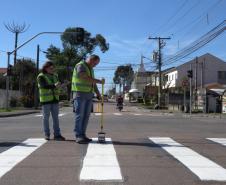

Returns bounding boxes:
[218,71,226,80]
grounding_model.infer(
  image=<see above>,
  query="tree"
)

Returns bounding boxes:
[46,27,109,99]
[113,65,134,94]
[12,59,36,95]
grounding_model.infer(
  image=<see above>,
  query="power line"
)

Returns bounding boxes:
[162,20,226,67]
[174,0,223,41]
[162,0,201,35]
[154,0,188,34]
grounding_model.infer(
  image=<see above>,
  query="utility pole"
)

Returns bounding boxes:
[34,45,40,109]
[148,36,171,107]
[189,64,193,114]
[195,57,198,110]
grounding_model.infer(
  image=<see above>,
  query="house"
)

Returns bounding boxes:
[163,53,226,113]
[131,56,158,94]
[0,68,7,75]
[164,53,226,89]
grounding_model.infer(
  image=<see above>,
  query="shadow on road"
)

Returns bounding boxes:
[0,142,37,147]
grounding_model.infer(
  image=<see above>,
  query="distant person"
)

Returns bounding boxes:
[71,54,105,144]
[117,95,124,106]
[37,61,65,141]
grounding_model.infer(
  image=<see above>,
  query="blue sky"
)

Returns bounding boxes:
[0,0,225,89]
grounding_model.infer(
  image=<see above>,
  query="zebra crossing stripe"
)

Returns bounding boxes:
[114,113,122,116]
[0,138,47,178]
[149,137,226,181]
[58,113,65,117]
[35,114,42,117]
[207,138,226,146]
[35,113,66,117]
[80,138,123,181]
[94,113,102,116]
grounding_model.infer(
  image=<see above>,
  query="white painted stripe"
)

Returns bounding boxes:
[114,113,122,116]
[0,138,46,178]
[149,137,226,181]
[80,138,123,181]
[94,113,102,116]
[207,138,226,146]
[34,114,42,117]
[134,113,142,116]
[35,113,65,117]
[58,113,65,117]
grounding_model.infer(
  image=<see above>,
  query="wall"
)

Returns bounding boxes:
[0,89,21,108]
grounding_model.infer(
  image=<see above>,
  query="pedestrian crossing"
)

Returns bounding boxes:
[93,112,174,116]
[34,113,67,117]
[33,112,174,118]
[1,137,226,182]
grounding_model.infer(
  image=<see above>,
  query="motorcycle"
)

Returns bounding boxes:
[117,102,123,111]
[116,96,123,112]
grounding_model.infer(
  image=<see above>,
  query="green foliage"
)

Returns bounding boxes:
[113,65,134,93]
[20,95,34,108]
[10,59,36,95]
[10,96,18,107]
[0,74,6,89]
[45,27,109,100]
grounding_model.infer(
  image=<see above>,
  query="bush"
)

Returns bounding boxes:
[20,95,34,108]
[59,94,68,101]
[10,96,18,107]
[138,97,143,103]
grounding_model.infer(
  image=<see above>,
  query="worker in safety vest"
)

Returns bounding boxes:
[71,54,105,144]
[37,61,65,141]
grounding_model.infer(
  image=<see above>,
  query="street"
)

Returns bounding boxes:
[0,102,226,185]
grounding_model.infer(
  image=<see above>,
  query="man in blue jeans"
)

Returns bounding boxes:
[71,55,105,144]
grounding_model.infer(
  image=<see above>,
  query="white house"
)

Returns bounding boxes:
[164,53,226,89]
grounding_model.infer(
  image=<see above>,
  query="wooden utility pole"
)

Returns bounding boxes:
[148,36,171,107]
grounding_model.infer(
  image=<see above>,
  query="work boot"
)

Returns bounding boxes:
[45,135,50,141]
[76,137,89,144]
[84,136,92,142]
[54,135,66,141]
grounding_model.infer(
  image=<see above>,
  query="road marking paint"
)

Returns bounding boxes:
[80,138,123,181]
[35,113,66,117]
[149,137,226,181]
[0,138,47,178]
[133,113,142,116]
[94,113,102,116]
[207,138,226,146]
[34,114,42,117]
[114,113,122,116]
[58,113,65,117]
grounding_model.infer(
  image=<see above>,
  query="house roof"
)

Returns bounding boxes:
[0,68,7,74]
[178,53,226,68]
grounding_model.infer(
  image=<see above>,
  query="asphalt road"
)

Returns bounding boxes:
[0,102,226,185]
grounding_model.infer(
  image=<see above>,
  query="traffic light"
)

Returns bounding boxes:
[187,70,193,78]
[75,27,85,43]
[7,64,13,76]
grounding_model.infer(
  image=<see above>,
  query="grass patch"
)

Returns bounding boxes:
[0,109,13,112]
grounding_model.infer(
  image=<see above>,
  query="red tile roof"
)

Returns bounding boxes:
[0,68,7,74]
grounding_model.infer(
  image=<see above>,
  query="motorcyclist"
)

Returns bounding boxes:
[117,95,124,107]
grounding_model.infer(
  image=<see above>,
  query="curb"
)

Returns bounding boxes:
[0,111,40,118]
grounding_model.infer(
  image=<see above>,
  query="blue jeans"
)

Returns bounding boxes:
[73,97,93,138]
[42,103,61,137]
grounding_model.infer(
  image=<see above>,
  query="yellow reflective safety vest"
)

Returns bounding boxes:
[71,61,94,92]
[37,73,60,103]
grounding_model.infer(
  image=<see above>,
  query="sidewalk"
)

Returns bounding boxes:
[0,109,40,118]
[127,102,226,119]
